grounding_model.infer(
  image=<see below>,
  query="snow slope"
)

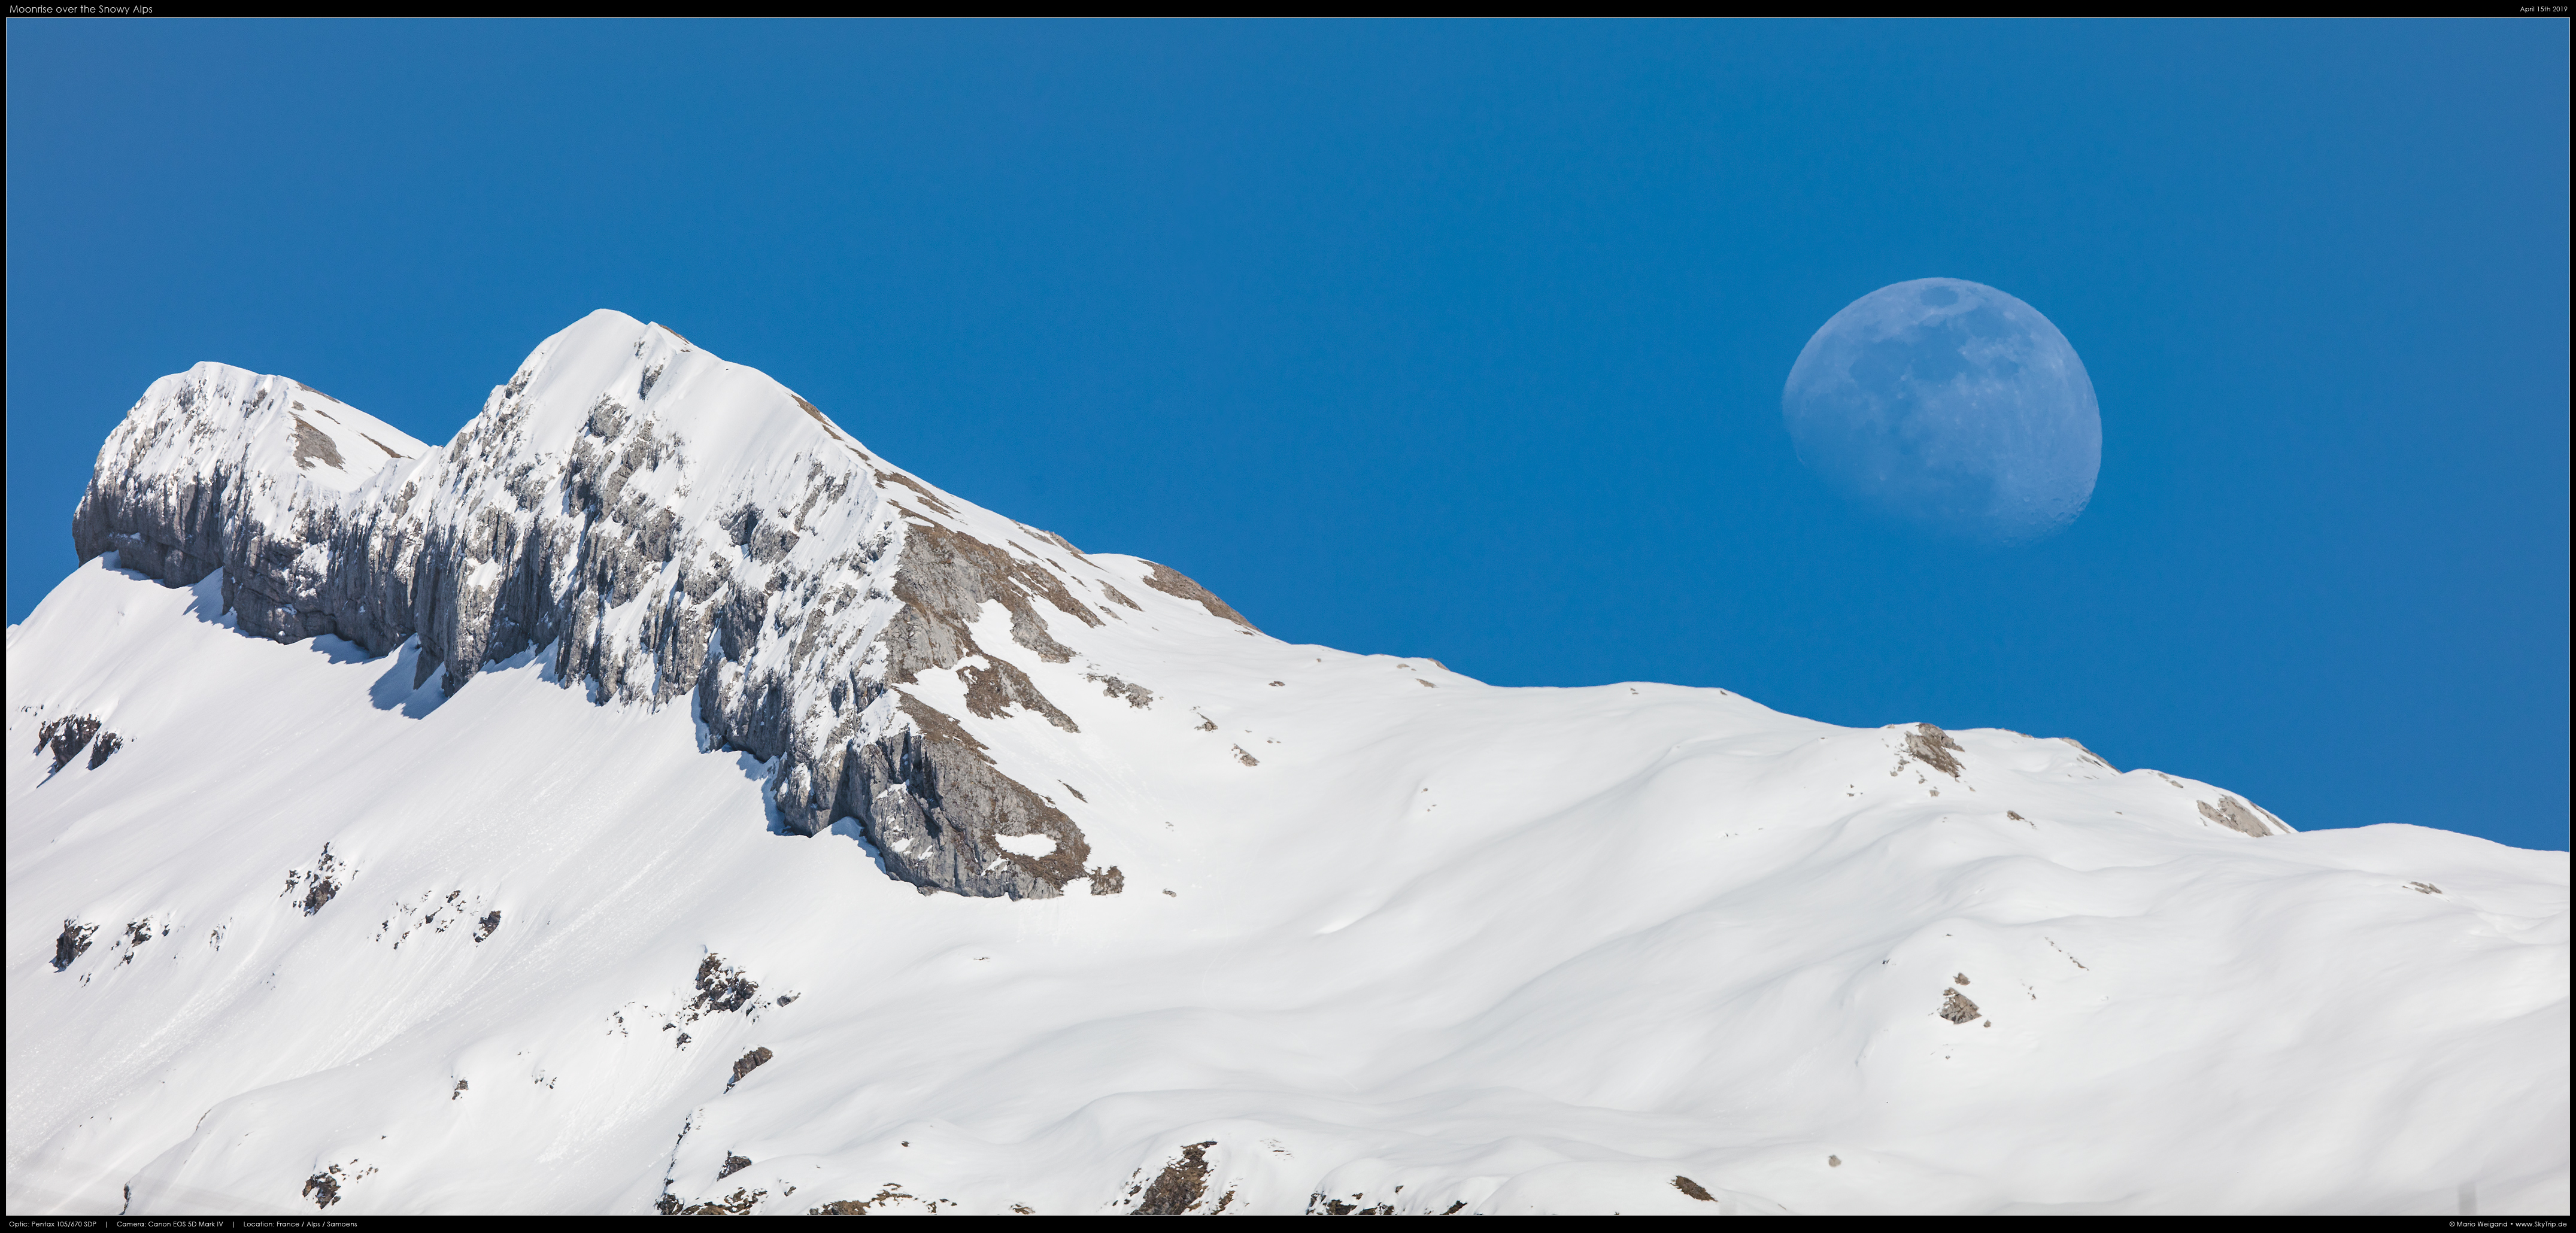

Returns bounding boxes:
[7,316,2567,1216]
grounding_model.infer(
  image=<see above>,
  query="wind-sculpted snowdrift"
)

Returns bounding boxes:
[8,313,2566,1216]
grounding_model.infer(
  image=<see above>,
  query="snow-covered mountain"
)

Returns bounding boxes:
[9,311,2566,1216]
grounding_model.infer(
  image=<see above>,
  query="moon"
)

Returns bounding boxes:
[1783,278,2100,545]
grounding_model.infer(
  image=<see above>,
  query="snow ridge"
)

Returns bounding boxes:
[71,311,1236,898]
[17,313,2562,1217]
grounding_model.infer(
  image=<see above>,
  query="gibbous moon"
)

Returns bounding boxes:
[1783,278,2101,545]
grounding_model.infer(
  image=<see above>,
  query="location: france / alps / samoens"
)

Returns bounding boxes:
[8,311,2566,1216]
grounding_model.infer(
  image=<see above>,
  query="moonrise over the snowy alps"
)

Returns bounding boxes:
[6,20,2566,1218]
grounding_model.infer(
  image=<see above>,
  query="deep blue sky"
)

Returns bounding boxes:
[7,22,2567,851]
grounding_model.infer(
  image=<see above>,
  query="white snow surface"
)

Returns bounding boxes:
[7,315,2568,1216]
[117,363,429,499]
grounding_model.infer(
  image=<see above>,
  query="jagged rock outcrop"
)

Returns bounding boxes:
[1901,722,1966,778]
[32,713,120,773]
[51,921,95,971]
[70,311,1242,898]
[2196,793,2289,838]
[1939,988,1981,1024]
[1133,1141,1219,1214]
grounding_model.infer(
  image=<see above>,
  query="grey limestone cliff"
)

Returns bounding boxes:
[71,312,1248,899]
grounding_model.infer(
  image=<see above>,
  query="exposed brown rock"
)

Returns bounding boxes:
[289,414,345,471]
[2059,737,2117,771]
[872,469,958,517]
[676,1186,764,1214]
[51,920,95,971]
[1139,561,1256,630]
[2196,794,2278,837]
[691,955,759,1015]
[894,692,991,761]
[1086,673,1154,708]
[806,1183,935,1215]
[1672,1176,1716,1201]
[285,843,351,916]
[1903,724,1966,778]
[729,1047,774,1087]
[960,658,1078,731]
[299,1162,373,1209]
[1314,1195,1394,1216]
[1133,1141,1218,1214]
[790,394,848,441]
[120,918,155,964]
[878,521,1101,717]
[34,715,104,773]
[835,693,1093,900]
[1939,988,1980,1024]
[1022,524,1087,557]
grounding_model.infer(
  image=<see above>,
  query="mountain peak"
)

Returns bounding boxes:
[20,316,2559,1216]
[71,312,1255,900]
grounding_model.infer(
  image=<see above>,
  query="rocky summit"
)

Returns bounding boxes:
[8,313,2565,1216]
[69,311,1266,900]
